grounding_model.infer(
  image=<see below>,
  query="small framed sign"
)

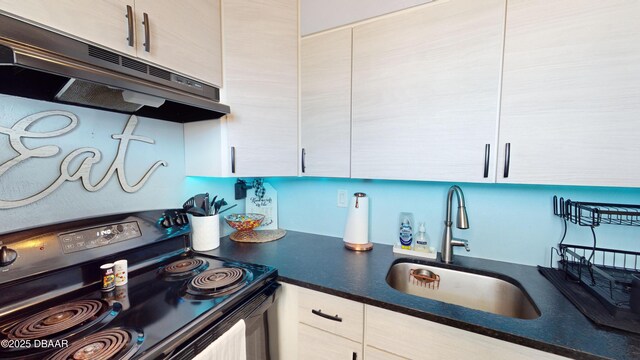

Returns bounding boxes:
[245,183,278,230]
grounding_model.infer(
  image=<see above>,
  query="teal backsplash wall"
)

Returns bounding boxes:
[266,177,640,266]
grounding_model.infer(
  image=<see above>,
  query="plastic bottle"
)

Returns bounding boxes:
[414,222,430,253]
[399,214,414,250]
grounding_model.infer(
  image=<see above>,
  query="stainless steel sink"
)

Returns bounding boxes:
[386,261,540,319]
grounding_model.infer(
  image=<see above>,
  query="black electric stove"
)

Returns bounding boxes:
[0,210,278,360]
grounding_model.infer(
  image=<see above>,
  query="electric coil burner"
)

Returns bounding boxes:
[46,328,143,360]
[0,210,279,360]
[185,267,250,298]
[160,258,209,280]
[0,300,120,360]
[5,300,113,340]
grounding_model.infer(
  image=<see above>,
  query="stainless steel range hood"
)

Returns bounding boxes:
[0,14,230,122]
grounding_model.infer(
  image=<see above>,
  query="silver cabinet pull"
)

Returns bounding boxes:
[142,12,150,52]
[231,146,236,174]
[483,144,490,178]
[503,143,511,178]
[126,5,134,47]
[301,148,306,173]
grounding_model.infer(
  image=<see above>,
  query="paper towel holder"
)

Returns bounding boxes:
[343,192,373,251]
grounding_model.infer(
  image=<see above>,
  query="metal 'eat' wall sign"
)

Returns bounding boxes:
[0,110,167,209]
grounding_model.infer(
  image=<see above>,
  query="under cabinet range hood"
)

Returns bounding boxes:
[0,14,230,122]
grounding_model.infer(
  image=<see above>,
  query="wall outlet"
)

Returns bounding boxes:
[337,189,348,208]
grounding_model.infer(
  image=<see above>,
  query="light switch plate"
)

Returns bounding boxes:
[337,189,348,208]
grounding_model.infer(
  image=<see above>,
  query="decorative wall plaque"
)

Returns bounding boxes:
[0,111,167,209]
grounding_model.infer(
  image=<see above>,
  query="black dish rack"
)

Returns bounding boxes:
[548,196,640,318]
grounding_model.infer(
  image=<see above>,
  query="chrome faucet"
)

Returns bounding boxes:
[441,185,470,264]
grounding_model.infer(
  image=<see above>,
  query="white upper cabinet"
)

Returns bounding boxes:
[185,0,298,177]
[498,0,640,187]
[301,28,352,178]
[0,0,137,57]
[350,0,506,182]
[133,0,221,87]
[220,0,298,177]
[0,0,222,87]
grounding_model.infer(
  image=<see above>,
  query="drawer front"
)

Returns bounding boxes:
[366,305,568,360]
[298,287,364,342]
[298,323,362,360]
[365,346,408,360]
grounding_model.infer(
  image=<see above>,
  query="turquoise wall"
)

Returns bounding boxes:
[265,177,640,266]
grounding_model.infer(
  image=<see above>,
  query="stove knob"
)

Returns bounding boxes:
[175,216,183,226]
[116,224,124,233]
[0,246,17,267]
[161,217,172,228]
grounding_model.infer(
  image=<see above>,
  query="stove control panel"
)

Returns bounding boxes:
[59,221,142,254]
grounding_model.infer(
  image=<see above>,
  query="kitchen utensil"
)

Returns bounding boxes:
[217,204,238,215]
[186,206,207,217]
[209,195,218,215]
[193,193,207,213]
[214,198,228,215]
[203,193,210,216]
[343,192,372,251]
[224,213,265,232]
[182,197,195,210]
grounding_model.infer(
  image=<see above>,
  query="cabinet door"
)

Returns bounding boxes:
[365,305,567,360]
[222,0,298,177]
[351,0,505,182]
[0,0,136,57]
[134,0,221,87]
[298,323,362,360]
[498,0,640,187]
[301,28,352,177]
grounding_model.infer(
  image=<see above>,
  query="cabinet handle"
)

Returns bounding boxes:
[231,146,236,174]
[483,143,490,178]
[352,352,357,360]
[311,309,342,322]
[125,5,134,47]
[503,143,511,178]
[301,148,306,173]
[142,12,150,52]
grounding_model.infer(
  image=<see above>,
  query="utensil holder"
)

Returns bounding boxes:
[188,214,220,251]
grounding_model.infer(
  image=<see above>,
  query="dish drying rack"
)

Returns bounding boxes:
[551,196,640,314]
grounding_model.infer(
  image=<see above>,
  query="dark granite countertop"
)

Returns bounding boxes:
[204,231,640,359]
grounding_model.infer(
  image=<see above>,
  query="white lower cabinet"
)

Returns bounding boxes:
[299,323,362,360]
[272,283,568,360]
[365,305,568,360]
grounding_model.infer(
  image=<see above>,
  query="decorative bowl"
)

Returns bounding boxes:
[224,213,265,232]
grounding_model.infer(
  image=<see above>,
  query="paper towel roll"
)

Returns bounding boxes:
[343,193,369,245]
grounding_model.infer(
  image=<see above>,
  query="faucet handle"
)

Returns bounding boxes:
[451,238,470,252]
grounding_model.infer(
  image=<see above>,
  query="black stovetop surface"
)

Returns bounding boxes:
[0,252,277,359]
